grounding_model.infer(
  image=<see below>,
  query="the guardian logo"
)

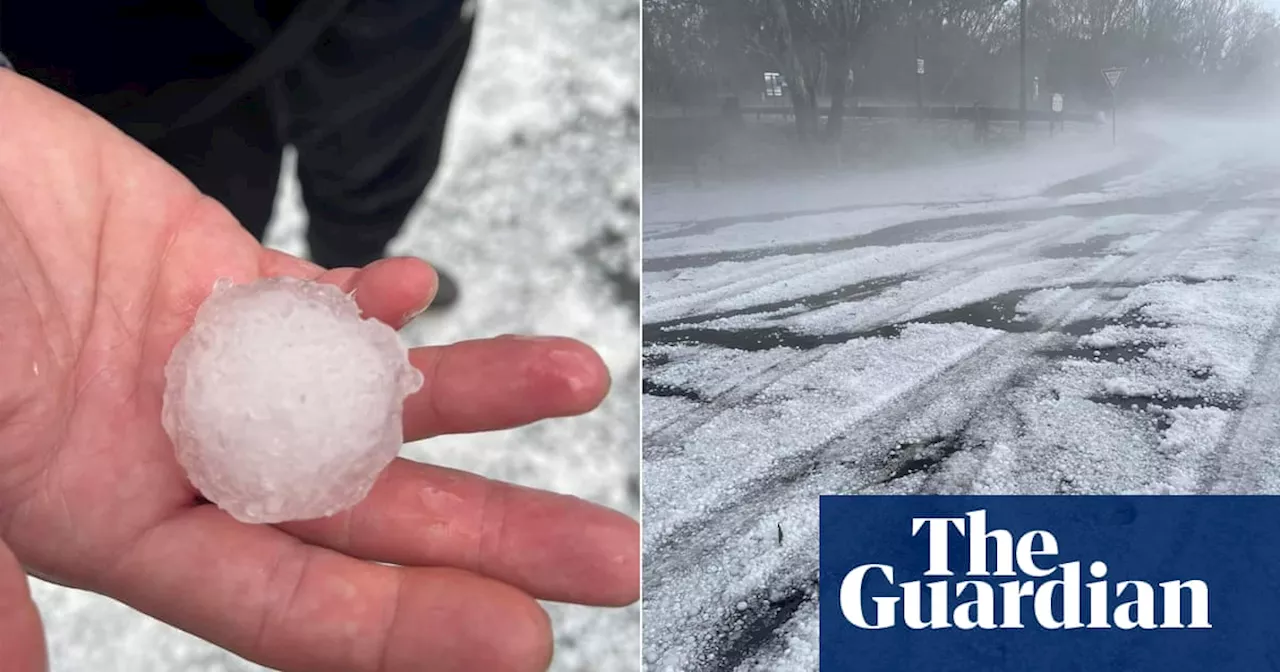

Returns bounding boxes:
[839,509,1211,631]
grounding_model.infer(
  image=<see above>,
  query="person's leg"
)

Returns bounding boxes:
[2,3,284,241]
[280,0,475,306]
[146,88,284,240]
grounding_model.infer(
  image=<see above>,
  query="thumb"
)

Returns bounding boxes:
[0,537,46,672]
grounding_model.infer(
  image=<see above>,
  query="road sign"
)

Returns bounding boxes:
[1101,68,1125,146]
[1102,67,1126,89]
[917,58,925,75]
[1052,93,1063,113]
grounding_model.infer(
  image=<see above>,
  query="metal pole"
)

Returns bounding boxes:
[915,20,923,122]
[1019,0,1027,138]
[1112,90,1117,146]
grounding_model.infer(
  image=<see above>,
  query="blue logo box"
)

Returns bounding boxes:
[819,496,1280,671]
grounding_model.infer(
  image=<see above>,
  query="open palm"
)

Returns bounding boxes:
[0,71,637,672]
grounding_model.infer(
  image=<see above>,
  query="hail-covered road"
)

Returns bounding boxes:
[641,112,1280,671]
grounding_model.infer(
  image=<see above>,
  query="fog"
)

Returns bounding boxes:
[643,0,1280,185]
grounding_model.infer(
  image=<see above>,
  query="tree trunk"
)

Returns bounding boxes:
[825,48,850,140]
[769,0,816,143]
[790,86,817,141]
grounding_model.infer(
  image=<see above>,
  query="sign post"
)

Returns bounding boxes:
[1051,93,1063,136]
[915,58,925,122]
[1102,67,1126,146]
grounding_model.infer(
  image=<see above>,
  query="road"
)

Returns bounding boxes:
[641,112,1280,671]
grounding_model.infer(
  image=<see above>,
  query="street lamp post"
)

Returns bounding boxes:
[1019,0,1027,138]
[915,14,924,121]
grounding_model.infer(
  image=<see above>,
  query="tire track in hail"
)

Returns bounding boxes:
[900,209,1278,497]
[644,207,1149,452]
[1194,211,1280,494]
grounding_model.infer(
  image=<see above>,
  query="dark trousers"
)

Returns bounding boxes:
[2,0,473,268]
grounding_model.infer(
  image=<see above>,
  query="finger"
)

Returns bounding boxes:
[279,459,639,607]
[0,537,47,672]
[321,257,436,328]
[103,508,553,672]
[257,253,437,329]
[402,336,610,440]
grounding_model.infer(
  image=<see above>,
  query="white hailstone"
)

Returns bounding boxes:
[161,277,423,524]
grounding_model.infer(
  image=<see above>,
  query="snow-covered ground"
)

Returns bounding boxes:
[641,112,1280,670]
[30,0,640,670]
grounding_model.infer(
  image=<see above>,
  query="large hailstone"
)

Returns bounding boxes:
[162,277,423,524]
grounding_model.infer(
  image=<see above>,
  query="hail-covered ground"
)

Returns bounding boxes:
[28,0,640,670]
[642,110,1280,670]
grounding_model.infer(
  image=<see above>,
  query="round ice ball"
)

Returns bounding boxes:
[161,277,424,524]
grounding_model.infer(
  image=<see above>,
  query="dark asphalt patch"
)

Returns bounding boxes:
[696,579,817,672]
[910,289,1043,332]
[1060,306,1158,336]
[884,434,968,481]
[1088,393,1242,413]
[643,351,672,367]
[1041,341,1158,363]
[644,325,859,351]
[644,276,1223,356]
[1157,275,1221,286]
[1040,234,1128,259]
[643,379,705,402]
[643,286,1035,353]
[643,274,912,331]
[1088,392,1243,433]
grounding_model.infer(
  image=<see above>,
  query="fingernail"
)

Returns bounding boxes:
[402,304,430,324]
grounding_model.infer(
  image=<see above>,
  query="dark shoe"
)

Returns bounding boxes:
[429,265,460,309]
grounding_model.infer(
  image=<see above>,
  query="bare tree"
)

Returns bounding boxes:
[643,0,1280,132]
[817,0,884,139]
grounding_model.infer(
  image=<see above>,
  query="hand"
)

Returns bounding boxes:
[0,70,638,672]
